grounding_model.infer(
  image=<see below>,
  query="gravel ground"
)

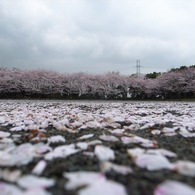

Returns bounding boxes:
[0,100,195,195]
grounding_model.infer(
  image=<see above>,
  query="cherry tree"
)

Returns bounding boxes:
[0,66,194,99]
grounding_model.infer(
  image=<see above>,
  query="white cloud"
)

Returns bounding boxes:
[0,0,195,74]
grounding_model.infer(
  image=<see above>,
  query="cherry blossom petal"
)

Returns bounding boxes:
[78,134,94,140]
[0,131,10,138]
[79,179,128,195]
[24,188,51,195]
[151,130,161,135]
[154,180,195,195]
[0,182,23,195]
[109,129,124,135]
[135,154,173,171]
[17,175,55,189]
[173,160,195,177]
[94,145,115,161]
[87,140,102,146]
[99,134,119,142]
[44,144,80,160]
[76,142,88,150]
[32,160,47,175]
[127,147,145,159]
[100,161,132,175]
[0,169,22,182]
[47,135,66,143]
[64,171,105,190]
[147,149,177,158]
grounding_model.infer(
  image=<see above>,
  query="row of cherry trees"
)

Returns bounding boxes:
[0,67,194,99]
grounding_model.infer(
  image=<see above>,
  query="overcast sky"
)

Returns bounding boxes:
[0,0,195,75]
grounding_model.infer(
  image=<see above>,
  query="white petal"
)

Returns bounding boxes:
[32,160,47,175]
[47,135,66,143]
[0,143,34,166]
[154,180,195,195]
[173,160,195,177]
[79,179,127,195]
[64,171,105,190]
[33,143,52,155]
[127,124,140,131]
[94,145,115,161]
[0,116,6,124]
[10,125,25,132]
[99,135,119,142]
[78,134,94,140]
[0,131,10,138]
[135,154,173,171]
[23,120,34,125]
[0,138,13,143]
[100,161,132,175]
[0,169,21,183]
[147,149,177,158]
[87,140,102,146]
[110,129,124,135]
[151,130,161,135]
[127,147,145,159]
[121,136,134,144]
[17,175,55,189]
[76,142,88,150]
[44,144,79,160]
[0,182,23,195]
[85,121,102,129]
[162,127,176,134]
[24,188,51,195]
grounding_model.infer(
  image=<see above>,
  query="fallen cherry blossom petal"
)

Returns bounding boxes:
[44,144,80,160]
[147,149,177,158]
[0,137,13,143]
[47,135,66,143]
[126,124,141,131]
[100,161,132,175]
[0,169,22,182]
[79,179,128,195]
[85,121,102,129]
[162,127,176,134]
[0,131,10,138]
[154,180,195,195]
[99,134,119,142]
[151,130,161,135]
[135,154,173,171]
[33,143,52,155]
[127,147,145,159]
[32,160,47,175]
[0,116,6,124]
[0,182,23,195]
[24,188,51,195]
[173,160,195,177]
[109,129,124,135]
[17,175,55,189]
[87,140,102,146]
[76,142,88,150]
[10,125,25,132]
[164,132,177,136]
[94,145,115,161]
[78,134,94,140]
[0,145,34,167]
[121,135,155,147]
[64,171,105,190]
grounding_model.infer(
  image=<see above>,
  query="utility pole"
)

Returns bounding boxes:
[136,59,141,77]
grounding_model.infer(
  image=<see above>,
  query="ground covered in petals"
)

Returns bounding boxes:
[0,100,195,195]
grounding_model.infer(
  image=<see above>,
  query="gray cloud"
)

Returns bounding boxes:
[0,0,195,74]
